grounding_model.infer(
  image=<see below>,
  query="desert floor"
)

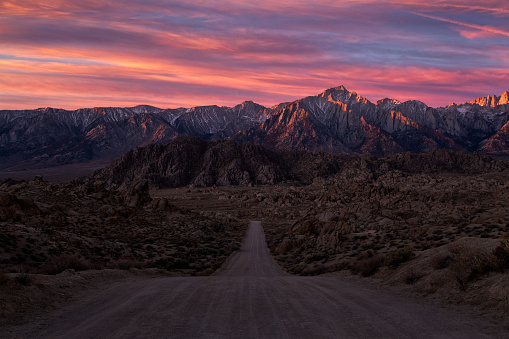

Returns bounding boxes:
[3,221,507,338]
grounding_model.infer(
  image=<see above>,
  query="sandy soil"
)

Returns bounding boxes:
[2,221,507,338]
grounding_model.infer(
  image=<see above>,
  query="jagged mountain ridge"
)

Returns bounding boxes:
[469,91,509,107]
[88,136,508,189]
[0,102,277,169]
[233,86,509,156]
[1,86,509,170]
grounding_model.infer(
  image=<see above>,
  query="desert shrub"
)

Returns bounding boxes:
[430,251,452,270]
[492,235,509,271]
[173,259,190,269]
[290,264,306,275]
[333,260,351,271]
[196,268,214,276]
[351,254,385,277]
[449,245,496,290]
[15,272,32,286]
[500,234,509,249]
[304,253,328,264]
[492,246,509,271]
[302,264,335,276]
[42,255,89,275]
[0,270,9,285]
[405,269,423,284]
[384,247,415,268]
[211,260,223,271]
[114,260,141,270]
[154,257,189,270]
[14,267,33,286]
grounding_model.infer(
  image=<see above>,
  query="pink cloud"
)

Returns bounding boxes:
[457,29,496,39]
[0,0,508,110]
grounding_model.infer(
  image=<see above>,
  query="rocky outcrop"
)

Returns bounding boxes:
[121,181,152,208]
[88,137,286,188]
[469,91,509,107]
[0,192,40,221]
[88,137,508,189]
[479,120,509,156]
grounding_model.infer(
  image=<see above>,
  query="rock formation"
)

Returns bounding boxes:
[88,137,508,189]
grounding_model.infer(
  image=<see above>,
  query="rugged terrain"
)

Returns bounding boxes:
[113,138,509,326]
[77,139,509,324]
[234,87,509,156]
[0,177,244,325]
[88,136,507,189]
[153,170,509,328]
[1,140,509,331]
[0,101,277,171]
[1,86,508,174]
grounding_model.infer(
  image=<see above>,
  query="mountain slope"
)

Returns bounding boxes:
[0,102,275,170]
[234,87,465,156]
[480,120,509,155]
[174,101,271,138]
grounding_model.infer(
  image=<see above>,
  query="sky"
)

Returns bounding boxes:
[0,0,508,110]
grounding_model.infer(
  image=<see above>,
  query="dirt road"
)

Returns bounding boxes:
[4,221,507,338]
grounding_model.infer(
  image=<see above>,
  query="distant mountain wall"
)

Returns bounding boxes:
[1,86,508,171]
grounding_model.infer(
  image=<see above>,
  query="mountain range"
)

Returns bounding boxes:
[1,86,508,171]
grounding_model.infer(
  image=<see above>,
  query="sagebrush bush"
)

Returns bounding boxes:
[430,251,452,270]
[114,260,141,270]
[500,234,509,249]
[0,270,9,285]
[492,235,509,271]
[448,244,497,290]
[384,247,415,268]
[14,267,33,286]
[302,264,335,276]
[351,254,385,277]
[196,268,214,276]
[42,254,89,275]
[333,260,351,272]
[405,269,423,284]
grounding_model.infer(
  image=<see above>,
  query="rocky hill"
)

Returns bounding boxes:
[88,137,508,189]
[1,86,509,172]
